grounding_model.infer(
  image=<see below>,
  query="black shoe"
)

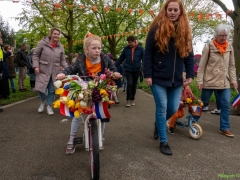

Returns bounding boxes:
[175,121,184,126]
[160,142,172,155]
[12,89,16,93]
[154,122,158,139]
[0,109,3,112]
[123,90,126,92]
[168,127,174,134]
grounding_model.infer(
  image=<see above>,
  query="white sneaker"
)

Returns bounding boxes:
[126,100,131,107]
[38,101,46,113]
[211,109,220,114]
[202,106,208,111]
[130,100,135,106]
[47,105,54,115]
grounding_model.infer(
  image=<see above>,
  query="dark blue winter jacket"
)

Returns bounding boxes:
[143,28,194,87]
[115,44,144,72]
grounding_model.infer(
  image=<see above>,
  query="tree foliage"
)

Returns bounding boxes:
[16,0,222,59]
[0,14,15,47]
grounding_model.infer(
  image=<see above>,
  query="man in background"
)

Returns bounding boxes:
[15,43,30,92]
[115,36,144,107]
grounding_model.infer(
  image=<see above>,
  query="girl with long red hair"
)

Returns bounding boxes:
[143,0,194,155]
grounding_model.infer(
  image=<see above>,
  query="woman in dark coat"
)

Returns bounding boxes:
[4,45,16,93]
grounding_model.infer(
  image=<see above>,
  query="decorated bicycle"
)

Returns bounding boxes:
[166,85,204,140]
[53,68,118,180]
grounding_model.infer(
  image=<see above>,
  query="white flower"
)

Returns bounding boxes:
[54,80,62,88]
[78,93,84,100]
[80,101,87,108]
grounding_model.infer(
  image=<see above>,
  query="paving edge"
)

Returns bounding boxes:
[137,89,153,97]
[1,96,38,109]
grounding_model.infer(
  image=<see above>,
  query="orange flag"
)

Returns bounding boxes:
[105,6,110,12]
[128,9,133,14]
[54,3,61,8]
[149,10,155,16]
[198,13,204,21]
[139,9,144,15]
[189,12,194,18]
[206,14,212,20]
[92,6,97,11]
[117,7,122,12]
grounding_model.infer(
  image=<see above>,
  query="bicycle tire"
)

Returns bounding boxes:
[90,119,100,180]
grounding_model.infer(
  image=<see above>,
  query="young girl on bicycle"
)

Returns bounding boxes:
[56,33,121,154]
[168,77,194,134]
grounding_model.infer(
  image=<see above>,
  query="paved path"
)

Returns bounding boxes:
[0,90,240,180]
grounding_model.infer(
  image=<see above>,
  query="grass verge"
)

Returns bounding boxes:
[0,76,38,106]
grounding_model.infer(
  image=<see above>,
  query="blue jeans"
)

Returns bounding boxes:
[201,89,221,110]
[201,89,230,130]
[9,78,16,91]
[151,84,182,143]
[38,77,55,106]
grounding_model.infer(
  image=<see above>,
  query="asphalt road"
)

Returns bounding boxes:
[0,90,240,180]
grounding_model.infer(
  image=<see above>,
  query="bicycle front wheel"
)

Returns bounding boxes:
[90,119,100,180]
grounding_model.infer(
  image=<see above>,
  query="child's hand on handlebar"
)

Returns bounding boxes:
[113,72,122,79]
[56,73,66,80]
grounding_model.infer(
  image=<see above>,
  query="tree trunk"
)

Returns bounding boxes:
[108,38,117,59]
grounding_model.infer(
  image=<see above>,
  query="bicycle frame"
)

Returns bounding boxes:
[176,113,199,129]
[83,114,103,151]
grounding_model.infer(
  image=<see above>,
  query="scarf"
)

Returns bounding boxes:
[0,47,3,61]
[213,39,228,55]
[131,42,138,62]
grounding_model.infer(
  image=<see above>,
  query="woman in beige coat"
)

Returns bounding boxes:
[33,27,68,115]
[197,24,238,137]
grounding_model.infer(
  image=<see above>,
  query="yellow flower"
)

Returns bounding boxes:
[53,100,60,108]
[74,110,81,118]
[67,99,75,108]
[186,98,192,104]
[75,102,80,109]
[200,102,204,107]
[100,89,108,97]
[55,88,64,95]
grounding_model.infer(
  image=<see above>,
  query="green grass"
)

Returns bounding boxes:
[0,76,38,106]
[137,78,238,102]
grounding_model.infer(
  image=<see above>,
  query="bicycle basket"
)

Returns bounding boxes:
[189,105,202,117]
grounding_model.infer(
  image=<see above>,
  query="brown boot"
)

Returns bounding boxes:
[219,130,234,138]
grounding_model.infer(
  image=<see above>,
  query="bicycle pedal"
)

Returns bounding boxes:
[73,137,83,144]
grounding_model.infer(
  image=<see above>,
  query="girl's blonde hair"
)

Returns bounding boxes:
[149,0,192,58]
[83,32,102,54]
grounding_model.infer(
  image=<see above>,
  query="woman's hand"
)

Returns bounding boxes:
[197,83,203,90]
[113,72,122,79]
[34,67,40,74]
[56,73,66,80]
[145,78,152,86]
[232,82,238,89]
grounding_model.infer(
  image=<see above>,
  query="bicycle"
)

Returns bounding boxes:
[58,75,111,180]
[166,104,203,139]
[74,111,104,180]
